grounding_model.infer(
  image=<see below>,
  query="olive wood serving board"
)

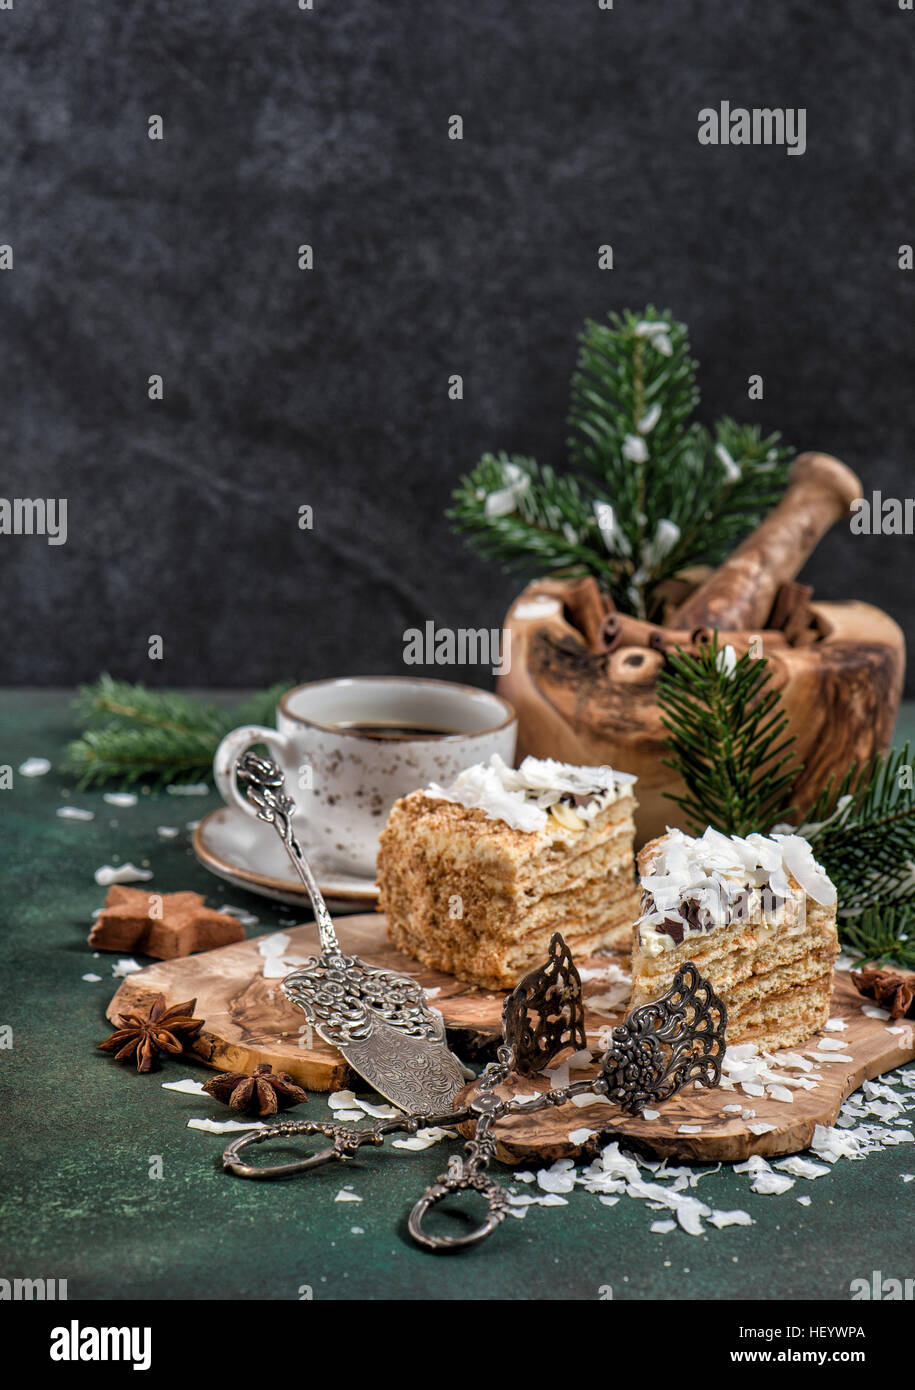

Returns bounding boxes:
[106,914,915,1162]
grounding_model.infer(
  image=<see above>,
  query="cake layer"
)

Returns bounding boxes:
[723,977,834,1050]
[383,863,638,989]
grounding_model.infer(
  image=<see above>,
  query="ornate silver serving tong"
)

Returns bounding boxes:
[222,931,727,1251]
[235,752,465,1114]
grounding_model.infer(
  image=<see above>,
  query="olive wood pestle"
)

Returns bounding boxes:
[672,452,862,632]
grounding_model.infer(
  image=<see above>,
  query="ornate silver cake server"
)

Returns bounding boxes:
[235,752,465,1114]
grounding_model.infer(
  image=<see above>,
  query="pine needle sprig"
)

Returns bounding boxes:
[450,307,792,620]
[800,742,915,920]
[448,452,607,580]
[657,641,801,837]
[72,674,228,739]
[65,725,225,787]
[65,677,292,788]
[838,906,915,972]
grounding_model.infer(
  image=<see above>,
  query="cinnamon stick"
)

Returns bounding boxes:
[768,581,814,645]
[562,576,612,650]
[598,613,659,652]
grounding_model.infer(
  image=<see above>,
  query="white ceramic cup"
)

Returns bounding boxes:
[213,676,517,878]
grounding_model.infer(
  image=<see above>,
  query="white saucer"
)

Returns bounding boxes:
[193,806,380,913]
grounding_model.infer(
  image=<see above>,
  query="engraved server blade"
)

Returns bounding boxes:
[236,753,465,1114]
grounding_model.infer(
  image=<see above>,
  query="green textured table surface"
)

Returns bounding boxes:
[1,691,913,1302]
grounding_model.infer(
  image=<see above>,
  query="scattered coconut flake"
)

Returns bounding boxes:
[746,1121,776,1136]
[391,1126,454,1150]
[569,1127,596,1145]
[328,1090,359,1109]
[651,1220,676,1234]
[335,1189,362,1203]
[423,986,441,1000]
[357,1099,401,1120]
[571,1090,612,1107]
[94,862,153,886]
[112,957,142,977]
[810,1125,864,1162]
[261,957,290,979]
[775,1156,830,1179]
[708,1209,754,1228]
[333,1110,366,1122]
[817,1037,853,1052]
[750,1170,795,1195]
[596,1143,642,1182]
[774,1051,814,1071]
[166,783,210,796]
[587,985,631,1014]
[538,1160,577,1194]
[902,1175,914,1184]
[188,1117,265,1133]
[350,1226,364,1235]
[677,1124,703,1134]
[103,792,137,807]
[20,756,52,776]
[734,1155,769,1174]
[642,1109,660,1121]
[258,931,291,956]
[157,826,180,839]
[218,904,260,927]
[797,1195,812,1206]
[861,1004,891,1021]
[676,1205,707,1235]
[766,1085,794,1104]
[722,1104,743,1115]
[162,1078,207,1095]
[81,973,102,982]
[823,1018,848,1032]
[57,806,95,821]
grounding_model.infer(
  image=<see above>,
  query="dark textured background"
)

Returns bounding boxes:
[1,0,913,690]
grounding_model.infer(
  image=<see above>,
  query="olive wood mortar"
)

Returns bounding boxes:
[498,454,905,846]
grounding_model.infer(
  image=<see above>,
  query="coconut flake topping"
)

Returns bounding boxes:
[637,826,836,955]
[424,754,636,833]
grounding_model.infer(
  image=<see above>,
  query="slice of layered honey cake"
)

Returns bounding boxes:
[630,827,838,1049]
[377,755,639,990]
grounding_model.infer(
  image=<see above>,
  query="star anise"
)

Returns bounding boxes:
[203,1063,309,1116]
[851,968,915,1020]
[98,994,205,1072]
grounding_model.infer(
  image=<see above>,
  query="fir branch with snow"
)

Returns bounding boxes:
[449,308,791,619]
